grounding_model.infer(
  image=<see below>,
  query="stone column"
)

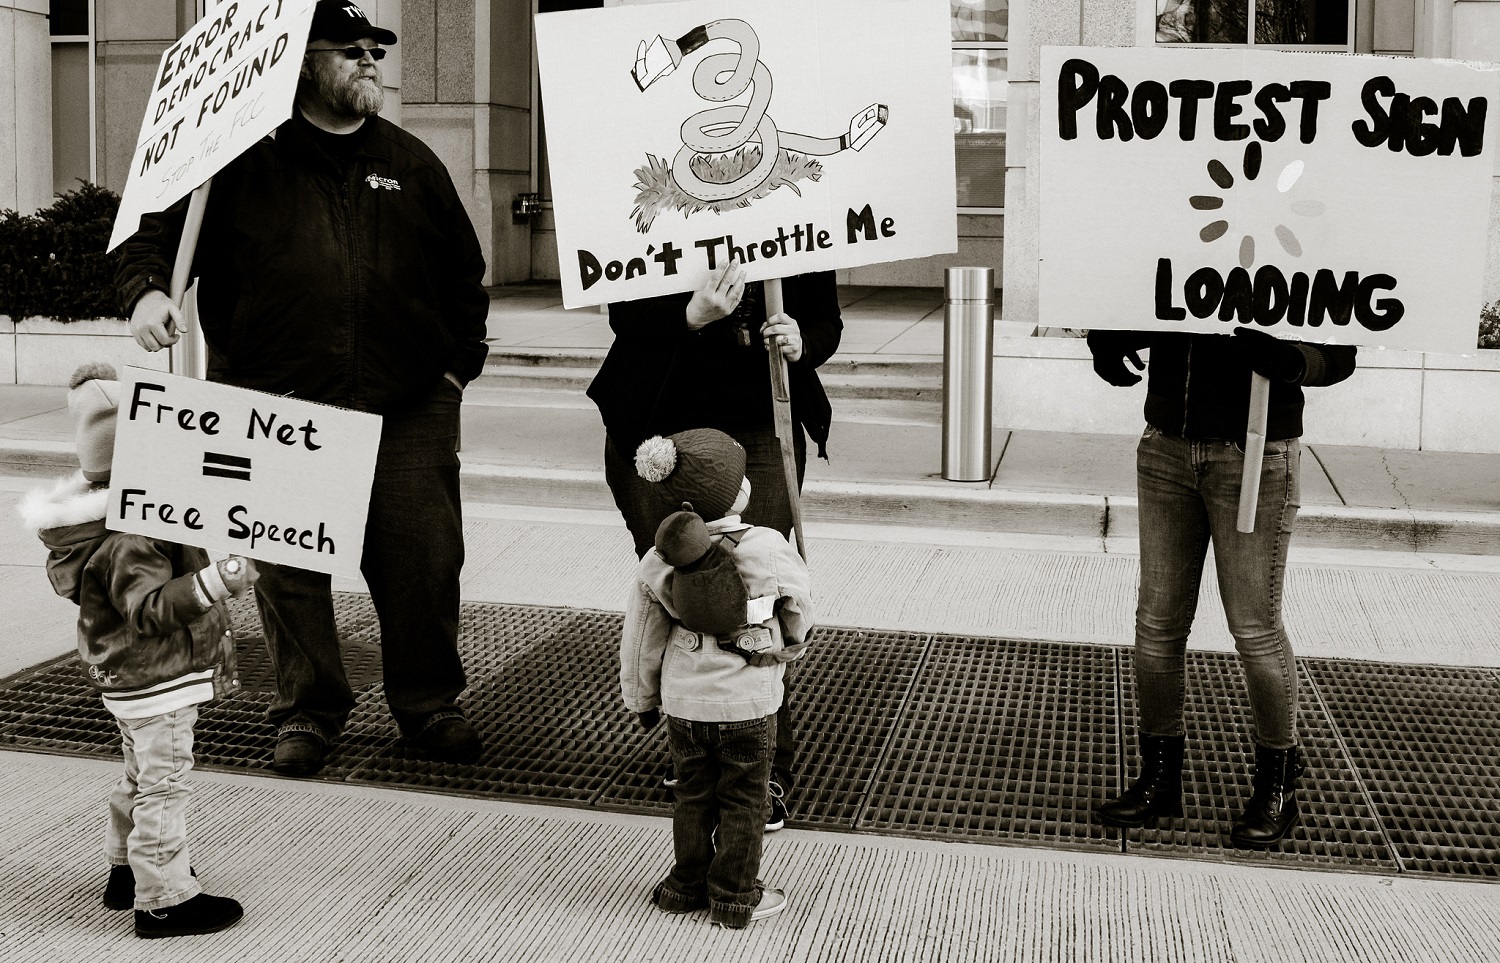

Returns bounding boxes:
[0,0,54,215]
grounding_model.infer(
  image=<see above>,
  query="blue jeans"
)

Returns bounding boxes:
[106,707,202,911]
[654,715,775,928]
[1133,426,1301,749]
[605,431,802,789]
[259,378,468,740]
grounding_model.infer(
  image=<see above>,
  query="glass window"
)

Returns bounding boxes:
[49,0,89,37]
[952,1,1007,210]
[1156,0,1351,47]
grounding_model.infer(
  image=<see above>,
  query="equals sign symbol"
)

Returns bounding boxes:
[203,452,252,481]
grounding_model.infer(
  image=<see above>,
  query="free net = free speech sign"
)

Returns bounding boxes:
[110,368,380,580]
[1038,46,1500,354]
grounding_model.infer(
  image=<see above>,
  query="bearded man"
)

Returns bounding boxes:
[117,1,491,777]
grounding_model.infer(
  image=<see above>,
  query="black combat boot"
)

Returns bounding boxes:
[1229,743,1305,850]
[1098,733,1185,828]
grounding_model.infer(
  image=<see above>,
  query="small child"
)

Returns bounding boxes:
[18,362,257,939]
[620,428,814,929]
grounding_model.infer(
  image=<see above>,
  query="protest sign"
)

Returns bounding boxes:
[110,368,381,580]
[1039,46,1500,354]
[535,0,957,308]
[107,0,317,251]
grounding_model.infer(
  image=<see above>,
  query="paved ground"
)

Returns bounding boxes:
[1,284,1497,960]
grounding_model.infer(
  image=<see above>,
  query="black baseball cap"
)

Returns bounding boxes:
[309,1,398,45]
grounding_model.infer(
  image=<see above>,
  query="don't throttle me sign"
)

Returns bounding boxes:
[1039,46,1500,354]
[107,0,317,251]
[535,0,958,308]
[110,368,381,580]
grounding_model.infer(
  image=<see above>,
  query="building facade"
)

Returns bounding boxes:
[3,0,1498,310]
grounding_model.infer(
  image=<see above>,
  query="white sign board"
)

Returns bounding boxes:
[1039,46,1500,354]
[110,368,381,580]
[107,0,317,251]
[535,0,957,308]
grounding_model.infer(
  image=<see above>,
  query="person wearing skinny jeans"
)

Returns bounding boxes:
[1087,326,1356,849]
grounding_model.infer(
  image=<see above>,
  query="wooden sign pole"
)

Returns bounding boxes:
[763,278,807,559]
[1235,372,1272,533]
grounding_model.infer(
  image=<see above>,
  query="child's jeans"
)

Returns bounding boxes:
[106,707,203,911]
[654,715,775,928]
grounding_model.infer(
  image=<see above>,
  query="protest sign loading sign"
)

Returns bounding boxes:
[110,368,381,580]
[107,0,316,251]
[536,0,958,308]
[1039,47,1500,355]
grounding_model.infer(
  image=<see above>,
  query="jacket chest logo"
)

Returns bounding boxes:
[365,173,401,191]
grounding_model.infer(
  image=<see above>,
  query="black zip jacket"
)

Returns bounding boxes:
[116,111,490,415]
[1088,330,1358,442]
[587,273,842,456]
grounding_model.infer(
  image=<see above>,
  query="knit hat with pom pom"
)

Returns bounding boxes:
[67,362,122,482]
[634,428,746,522]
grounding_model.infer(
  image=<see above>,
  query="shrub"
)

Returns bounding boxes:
[1481,300,1500,350]
[0,181,122,322]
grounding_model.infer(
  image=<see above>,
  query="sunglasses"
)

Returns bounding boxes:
[309,45,386,61]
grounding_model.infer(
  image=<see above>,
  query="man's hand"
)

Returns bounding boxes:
[761,313,803,362]
[129,289,185,353]
[1086,331,1146,387]
[685,262,745,331]
[1233,327,1305,383]
[637,708,661,731]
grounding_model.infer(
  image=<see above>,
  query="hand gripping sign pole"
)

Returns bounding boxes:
[167,180,212,380]
[1235,373,1272,533]
[763,278,807,560]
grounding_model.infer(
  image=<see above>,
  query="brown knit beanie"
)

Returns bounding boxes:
[67,362,122,483]
[634,429,747,521]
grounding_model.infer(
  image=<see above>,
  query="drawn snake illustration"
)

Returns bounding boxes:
[632,19,888,204]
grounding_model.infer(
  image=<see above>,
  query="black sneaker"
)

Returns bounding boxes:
[661,762,679,790]
[273,731,328,777]
[103,864,196,910]
[102,864,134,910]
[766,779,788,832]
[135,893,243,938]
[408,716,483,764]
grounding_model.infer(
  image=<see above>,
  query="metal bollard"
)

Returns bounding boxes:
[941,266,995,482]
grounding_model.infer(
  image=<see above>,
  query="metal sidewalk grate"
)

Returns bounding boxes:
[857,636,1120,851]
[1305,659,1500,879]
[2,595,1498,883]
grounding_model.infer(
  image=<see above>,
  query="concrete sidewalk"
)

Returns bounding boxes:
[5,749,1497,963]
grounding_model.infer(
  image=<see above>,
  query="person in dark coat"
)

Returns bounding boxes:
[114,2,490,777]
[588,262,842,830]
[1088,326,1357,849]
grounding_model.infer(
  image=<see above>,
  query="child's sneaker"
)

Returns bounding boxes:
[661,761,679,790]
[714,886,788,928]
[135,893,243,938]
[765,779,788,832]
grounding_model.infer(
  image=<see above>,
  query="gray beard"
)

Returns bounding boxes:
[326,75,384,118]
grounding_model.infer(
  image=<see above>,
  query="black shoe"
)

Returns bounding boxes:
[661,762,679,790]
[135,893,243,938]
[408,716,483,764]
[103,865,196,910]
[273,731,328,777]
[765,779,788,832]
[1098,734,1186,828]
[1229,744,1305,850]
